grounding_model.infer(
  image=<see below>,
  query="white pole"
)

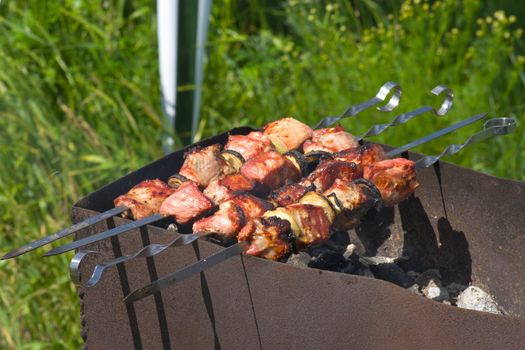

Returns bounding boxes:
[192,0,212,139]
[157,0,179,153]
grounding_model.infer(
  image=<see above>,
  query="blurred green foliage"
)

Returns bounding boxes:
[0,0,523,348]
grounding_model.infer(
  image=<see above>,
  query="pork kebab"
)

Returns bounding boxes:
[70,114,502,288]
[122,116,516,303]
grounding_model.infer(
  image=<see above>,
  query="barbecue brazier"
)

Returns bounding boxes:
[72,127,525,350]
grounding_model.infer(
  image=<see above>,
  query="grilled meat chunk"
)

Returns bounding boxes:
[238,217,292,260]
[269,182,310,207]
[323,179,377,230]
[179,144,230,187]
[192,193,273,238]
[265,204,331,248]
[303,125,359,154]
[263,117,313,152]
[364,158,419,206]
[193,200,245,238]
[302,159,362,192]
[159,181,214,224]
[334,144,386,167]
[203,173,255,205]
[224,131,275,161]
[114,179,175,220]
[241,151,301,190]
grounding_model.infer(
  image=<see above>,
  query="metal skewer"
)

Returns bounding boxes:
[71,112,487,287]
[1,81,401,260]
[314,81,402,129]
[123,116,516,304]
[356,85,453,141]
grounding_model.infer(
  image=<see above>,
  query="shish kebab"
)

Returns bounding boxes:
[122,116,516,303]
[2,81,406,260]
[44,86,455,257]
[71,113,491,287]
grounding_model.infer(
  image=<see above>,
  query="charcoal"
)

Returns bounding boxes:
[286,251,312,268]
[446,282,467,303]
[367,263,414,288]
[308,251,347,272]
[354,265,374,278]
[456,286,502,314]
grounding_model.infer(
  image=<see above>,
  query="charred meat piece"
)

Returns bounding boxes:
[269,182,310,207]
[323,179,377,230]
[334,143,386,167]
[114,179,175,220]
[302,159,362,192]
[192,200,245,238]
[364,158,419,206]
[192,194,273,238]
[263,117,313,152]
[224,131,275,161]
[238,217,292,260]
[179,144,230,187]
[303,125,359,154]
[159,181,214,224]
[241,151,301,190]
[265,204,331,248]
[203,173,255,205]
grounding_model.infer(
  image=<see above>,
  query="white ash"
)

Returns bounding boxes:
[421,279,450,302]
[343,244,357,259]
[456,286,502,314]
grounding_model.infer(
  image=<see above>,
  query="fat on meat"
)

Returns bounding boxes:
[263,117,313,152]
[159,181,214,224]
[114,179,175,220]
[179,144,229,187]
[224,131,275,161]
[303,125,359,154]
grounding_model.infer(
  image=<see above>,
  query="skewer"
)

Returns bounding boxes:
[122,116,516,303]
[2,83,401,260]
[70,112,487,287]
[356,85,453,141]
[314,81,402,129]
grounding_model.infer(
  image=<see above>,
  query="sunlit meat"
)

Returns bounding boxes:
[364,158,419,206]
[265,203,331,248]
[114,179,175,220]
[224,131,275,161]
[179,144,230,187]
[263,117,313,152]
[203,173,255,205]
[237,217,292,260]
[302,159,362,192]
[323,179,377,230]
[159,181,214,224]
[192,194,273,238]
[192,201,245,238]
[334,144,387,167]
[303,125,359,154]
[241,151,301,190]
[269,182,310,207]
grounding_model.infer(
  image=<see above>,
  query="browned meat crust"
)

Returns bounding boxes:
[114,179,175,220]
[159,181,214,224]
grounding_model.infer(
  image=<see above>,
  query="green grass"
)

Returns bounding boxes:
[0,0,523,348]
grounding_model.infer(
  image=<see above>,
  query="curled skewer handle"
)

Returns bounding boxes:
[357,85,454,141]
[314,81,402,129]
[415,117,517,170]
[69,233,201,287]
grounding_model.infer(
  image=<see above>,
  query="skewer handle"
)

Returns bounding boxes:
[314,81,402,129]
[357,85,453,141]
[70,233,201,287]
[1,206,129,260]
[414,117,516,170]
